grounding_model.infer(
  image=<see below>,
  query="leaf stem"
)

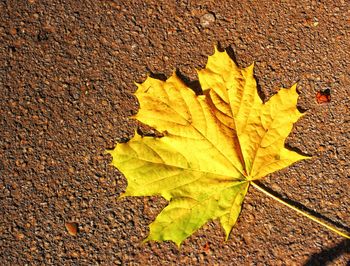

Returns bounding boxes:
[250,181,350,239]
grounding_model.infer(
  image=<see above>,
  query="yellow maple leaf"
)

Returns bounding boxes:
[107,48,349,246]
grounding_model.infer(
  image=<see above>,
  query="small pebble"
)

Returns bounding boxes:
[200,13,216,28]
[16,233,25,240]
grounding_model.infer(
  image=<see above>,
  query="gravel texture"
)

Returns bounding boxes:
[1,0,349,265]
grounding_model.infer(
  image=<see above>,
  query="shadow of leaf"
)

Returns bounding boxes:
[304,239,349,265]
